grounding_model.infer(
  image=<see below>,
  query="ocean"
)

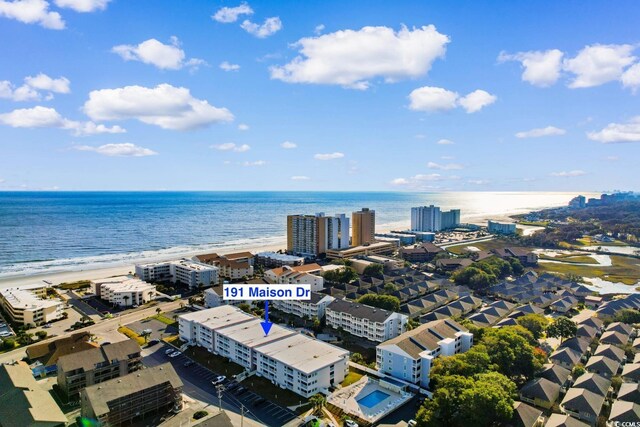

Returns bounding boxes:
[0,191,591,278]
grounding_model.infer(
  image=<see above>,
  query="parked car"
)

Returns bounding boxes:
[408,421,417,427]
[183,360,194,367]
[252,397,266,407]
[165,348,174,355]
[233,387,247,396]
[148,339,160,346]
[211,375,226,385]
[169,351,181,358]
[345,421,359,427]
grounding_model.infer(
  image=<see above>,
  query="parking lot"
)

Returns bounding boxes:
[145,344,298,427]
[127,317,177,341]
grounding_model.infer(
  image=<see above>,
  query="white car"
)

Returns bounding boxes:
[211,375,226,385]
[165,348,174,355]
[169,351,181,358]
[345,421,359,427]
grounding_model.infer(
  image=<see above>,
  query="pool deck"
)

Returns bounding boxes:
[327,376,413,424]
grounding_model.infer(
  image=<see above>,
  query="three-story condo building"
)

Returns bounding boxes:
[325,299,408,342]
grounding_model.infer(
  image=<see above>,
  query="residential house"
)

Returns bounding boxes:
[616,382,640,403]
[571,373,611,397]
[584,356,620,379]
[559,388,605,426]
[512,401,544,427]
[537,363,571,389]
[607,401,640,426]
[520,377,561,409]
[545,414,589,427]
[621,363,640,383]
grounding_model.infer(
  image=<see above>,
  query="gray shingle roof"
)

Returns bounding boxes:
[327,298,396,323]
[520,378,560,403]
[571,372,611,397]
[560,388,605,418]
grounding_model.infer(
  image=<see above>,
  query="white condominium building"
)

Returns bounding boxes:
[272,292,336,320]
[255,252,305,268]
[135,259,219,288]
[325,299,408,343]
[411,205,461,232]
[376,318,473,388]
[264,264,325,292]
[0,284,64,326]
[179,306,349,397]
[92,276,156,307]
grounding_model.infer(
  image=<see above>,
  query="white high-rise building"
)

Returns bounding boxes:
[327,213,350,250]
[287,212,350,257]
[411,205,441,232]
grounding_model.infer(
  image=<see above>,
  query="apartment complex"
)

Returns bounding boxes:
[325,241,397,260]
[352,208,376,246]
[376,318,473,388]
[92,276,156,307]
[195,252,254,280]
[264,264,324,292]
[272,292,336,320]
[325,299,408,342]
[179,306,349,397]
[287,213,350,257]
[0,283,64,326]
[399,242,445,263]
[57,339,142,397]
[254,251,305,268]
[0,363,68,427]
[80,363,183,427]
[411,205,461,232]
[136,259,219,288]
[488,220,517,234]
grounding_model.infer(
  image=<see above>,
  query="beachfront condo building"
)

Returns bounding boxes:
[287,213,350,257]
[81,363,183,427]
[92,276,156,307]
[411,205,461,232]
[376,318,473,388]
[136,259,219,288]
[352,208,376,246]
[325,299,408,343]
[0,283,64,326]
[179,306,349,397]
[488,220,517,234]
[254,251,305,268]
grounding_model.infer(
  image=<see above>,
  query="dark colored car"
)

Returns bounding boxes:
[148,339,160,346]
[233,387,248,396]
[183,360,194,367]
[252,397,266,407]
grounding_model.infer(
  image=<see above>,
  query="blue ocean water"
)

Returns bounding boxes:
[0,191,586,278]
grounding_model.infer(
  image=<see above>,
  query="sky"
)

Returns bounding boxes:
[0,0,639,192]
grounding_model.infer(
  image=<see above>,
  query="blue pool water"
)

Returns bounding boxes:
[357,390,390,408]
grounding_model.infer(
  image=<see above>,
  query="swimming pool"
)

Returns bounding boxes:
[357,390,391,408]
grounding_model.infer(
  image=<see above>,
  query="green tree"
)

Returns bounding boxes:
[363,264,384,277]
[238,303,251,313]
[140,330,151,343]
[482,327,539,385]
[516,314,550,340]
[509,258,524,275]
[613,308,640,324]
[356,294,400,312]
[572,364,585,379]
[155,307,162,316]
[351,352,364,364]
[35,330,48,340]
[309,394,326,416]
[546,316,577,343]
[430,345,491,383]
[1,338,16,350]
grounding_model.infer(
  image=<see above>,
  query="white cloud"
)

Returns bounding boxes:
[564,44,636,88]
[291,175,310,181]
[498,49,564,87]
[0,178,4,184]
[54,0,109,12]
[281,141,297,149]
[74,143,156,157]
[390,173,460,188]
[606,155,619,161]
[212,142,250,152]
[0,73,70,101]
[271,25,449,89]
[550,170,586,177]
[427,161,463,170]
[243,160,266,166]
[112,37,205,71]
[458,90,497,113]
[237,123,249,131]
[468,179,490,185]
[621,63,640,92]
[83,84,233,131]
[587,116,640,143]
[314,152,344,160]
[409,87,496,113]
[314,24,324,35]
[241,17,282,38]
[390,178,410,185]
[0,0,64,29]
[212,2,253,23]
[436,138,454,145]
[220,61,240,71]
[515,126,566,138]
[0,105,125,135]
[24,73,70,93]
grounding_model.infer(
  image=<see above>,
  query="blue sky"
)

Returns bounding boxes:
[0,0,639,191]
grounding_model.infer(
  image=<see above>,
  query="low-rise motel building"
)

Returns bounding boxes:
[179,305,349,397]
[326,298,408,343]
[0,283,64,326]
[92,276,155,307]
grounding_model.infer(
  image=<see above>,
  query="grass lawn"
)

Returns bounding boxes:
[57,280,91,290]
[538,254,599,264]
[341,371,364,387]
[536,255,640,286]
[518,220,550,227]
[446,238,517,255]
[117,326,145,345]
[241,374,307,408]
[148,314,178,326]
[183,345,244,377]
[574,237,629,247]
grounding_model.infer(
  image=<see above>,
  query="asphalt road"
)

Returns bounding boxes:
[144,344,298,427]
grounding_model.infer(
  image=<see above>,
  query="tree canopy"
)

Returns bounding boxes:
[516,313,550,340]
[546,316,577,343]
[362,263,384,277]
[356,294,400,312]
[323,266,358,284]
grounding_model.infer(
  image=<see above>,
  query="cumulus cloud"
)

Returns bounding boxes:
[220,61,240,72]
[564,44,636,88]
[390,178,410,185]
[83,84,233,131]
[240,16,281,38]
[409,86,496,113]
[314,152,344,160]
[587,116,640,143]
[498,49,564,87]
[468,179,490,185]
[243,160,266,166]
[515,126,566,138]
[621,63,640,92]
[314,24,324,35]
[74,143,156,157]
[550,170,586,177]
[112,37,205,71]
[212,142,250,152]
[0,0,64,29]
[54,0,109,12]
[291,175,310,181]
[436,138,454,145]
[427,161,463,170]
[0,73,70,102]
[212,2,253,23]
[390,173,460,189]
[270,25,449,89]
[237,123,249,131]
[0,105,125,135]
[281,141,297,149]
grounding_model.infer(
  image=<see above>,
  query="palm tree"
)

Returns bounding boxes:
[156,307,162,316]
[309,394,326,416]
[140,330,151,343]
[123,295,130,307]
